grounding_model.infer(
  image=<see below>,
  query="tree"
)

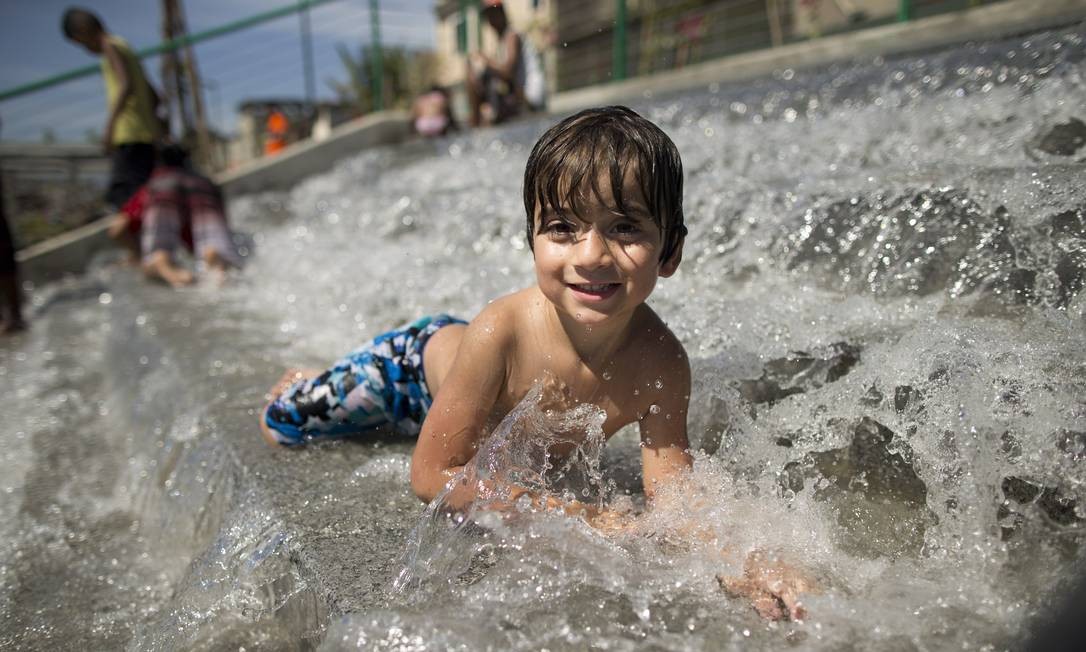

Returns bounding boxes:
[326,43,438,115]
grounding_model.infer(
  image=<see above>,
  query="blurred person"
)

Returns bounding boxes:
[264,106,290,155]
[410,86,457,137]
[113,145,239,288]
[466,0,546,127]
[0,175,26,335]
[62,7,164,210]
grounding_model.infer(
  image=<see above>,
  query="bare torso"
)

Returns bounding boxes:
[423,288,683,453]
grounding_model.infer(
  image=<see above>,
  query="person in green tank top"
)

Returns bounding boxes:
[62,7,165,209]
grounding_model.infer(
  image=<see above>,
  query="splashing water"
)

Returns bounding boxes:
[2,24,1085,651]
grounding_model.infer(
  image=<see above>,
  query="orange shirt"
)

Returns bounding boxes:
[265,110,289,155]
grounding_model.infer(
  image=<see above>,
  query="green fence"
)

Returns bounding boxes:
[551,0,1003,92]
[0,0,1019,251]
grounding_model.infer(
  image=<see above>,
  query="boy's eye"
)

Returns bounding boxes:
[544,220,575,234]
[611,220,642,238]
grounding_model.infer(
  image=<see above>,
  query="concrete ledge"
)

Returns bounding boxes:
[217,110,410,197]
[15,215,113,283]
[550,0,1086,113]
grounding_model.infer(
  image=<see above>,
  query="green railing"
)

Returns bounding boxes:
[559,0,1008,92]
[0,0,341,103]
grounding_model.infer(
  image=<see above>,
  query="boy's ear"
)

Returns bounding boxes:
[659,237,684,278]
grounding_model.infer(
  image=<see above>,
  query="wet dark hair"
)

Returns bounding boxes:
[523,105,686,263]
[61,7,103,39]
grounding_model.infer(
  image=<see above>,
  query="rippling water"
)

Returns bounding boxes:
[2,24,1085,651]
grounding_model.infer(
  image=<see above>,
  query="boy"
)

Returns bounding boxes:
[259,106,809,619]
[62,7,163,210]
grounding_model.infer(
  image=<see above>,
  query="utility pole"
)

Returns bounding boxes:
[160,0,190,139]
[161,0,212,168]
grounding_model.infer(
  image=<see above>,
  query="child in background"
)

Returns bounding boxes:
[259,106,812,619]
[62,7,164,210]
[110,145,239,287]
[410,86,457,138]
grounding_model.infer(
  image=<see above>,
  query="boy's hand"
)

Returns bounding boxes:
[585,507,634,534]
[717,550,817,621]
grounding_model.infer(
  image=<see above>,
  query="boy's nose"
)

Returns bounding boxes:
[574,229,613,268]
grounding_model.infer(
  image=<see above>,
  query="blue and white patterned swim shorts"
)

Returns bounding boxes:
[264,314,467,445]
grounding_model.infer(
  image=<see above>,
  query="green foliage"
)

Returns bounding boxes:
[326,43,437,114]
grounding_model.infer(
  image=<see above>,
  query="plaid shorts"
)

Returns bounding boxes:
[263,314,467,446]
[140,168,239,266]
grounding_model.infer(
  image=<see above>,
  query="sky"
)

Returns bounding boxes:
[0,0,438,142]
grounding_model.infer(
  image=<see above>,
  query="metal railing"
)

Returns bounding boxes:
[552,0,999,91]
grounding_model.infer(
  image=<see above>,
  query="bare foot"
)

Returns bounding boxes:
[159,265,194,288]
[203,249,232,287]
[717,550,818,621]
[259,367,322,447]
[143,251,194,288]
[0,318,27,336]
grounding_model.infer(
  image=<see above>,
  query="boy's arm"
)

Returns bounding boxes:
[101,38,131,152]
[410,306,509,507]
[638,345,694,500]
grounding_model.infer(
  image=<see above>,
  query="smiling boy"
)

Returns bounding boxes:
[259,106,811,619]
[260,107,692,509]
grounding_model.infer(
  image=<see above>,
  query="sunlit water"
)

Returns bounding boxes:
[2,24,1085,651]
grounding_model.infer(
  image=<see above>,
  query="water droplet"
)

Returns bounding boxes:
[649,404,661,415]
[602,371,613,381]
[654,379,664,389]
[98,292,113,305]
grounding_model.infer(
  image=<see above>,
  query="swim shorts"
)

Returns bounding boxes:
[264,314,467,445]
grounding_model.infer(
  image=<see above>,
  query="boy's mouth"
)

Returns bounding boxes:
[567,282,621,301]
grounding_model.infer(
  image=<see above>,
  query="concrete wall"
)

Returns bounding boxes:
[216,110,410,197]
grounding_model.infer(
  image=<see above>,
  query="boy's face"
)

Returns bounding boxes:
[532,168,681,327]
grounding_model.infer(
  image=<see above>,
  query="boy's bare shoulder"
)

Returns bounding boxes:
[464,288,538,345]
[629,304,688,362]
[622,305,690,393]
